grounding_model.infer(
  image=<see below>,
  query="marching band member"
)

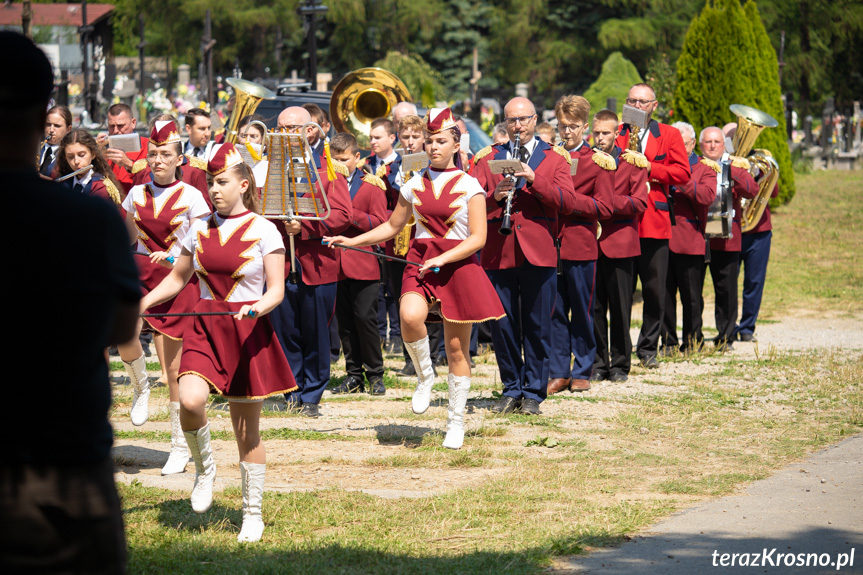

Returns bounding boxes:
[325,108,504,449]
[329,132,388,395]
[39,105,72,177]
[548,95,614,394]
[118,120,210,477]
[661,122,717,354]
[269,106,352,418]
[140,143,294,542]
[474,97,577,415]
[591,109,649,383]
[183,108,214,160]
[97,103,149,195]
[237,114,269,190]
[57,128,123,206]
[699,126,757,350]
[368,118,399,177]
[615,83,691,369]
[131,114,210,207]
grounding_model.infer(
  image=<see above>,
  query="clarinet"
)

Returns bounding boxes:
[499,133,520,236]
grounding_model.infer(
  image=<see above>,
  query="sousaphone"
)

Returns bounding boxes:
[223,78,277,145]
[330,68,412,150]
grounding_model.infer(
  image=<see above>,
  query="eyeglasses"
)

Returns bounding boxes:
[626,98,656,106]
[558,123,585,133]
[279,125,303,133]
[504,115,536,126]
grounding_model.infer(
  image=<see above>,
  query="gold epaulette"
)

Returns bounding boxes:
[104,179,122,205]
[700,158,721,173]
[552,145,572,165]
[362,173,387,191]
[332,161,349,177]
[621,149,649,169]
[375,164,388,178]
[592,149,616,171]
[187,156,207,171]
[357,157,367,171]
[474,145,494,162]
[730,155,751,170]
[132,159,148,174]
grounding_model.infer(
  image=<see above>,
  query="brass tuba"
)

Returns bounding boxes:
[330,68,412,150]
[729,104,780,233]
[223,78,277,145]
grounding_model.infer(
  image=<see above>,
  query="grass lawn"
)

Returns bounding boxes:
[117,171,862,574]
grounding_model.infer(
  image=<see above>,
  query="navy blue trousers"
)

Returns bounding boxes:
[270,267,337,405]
[737,230,772,337]
[550,259,597,381]
[487,263,556,403]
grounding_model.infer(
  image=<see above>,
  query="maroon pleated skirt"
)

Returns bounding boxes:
[178,299,298,399]
[136,254,199,340]
[401,239,504,324]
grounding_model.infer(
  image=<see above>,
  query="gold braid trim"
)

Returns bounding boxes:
[700,158,721,173]
[332,161,349,177]
[104,179,122,205]
[621,149,649,169]
[356,157,367,171]
[592,149,616,171]
[552,145,572,165]
[730,155,751,170]
[375,164,388,178]
[187,156,207,170]
[474,145,494,162]
[132,159,148,174]
[362,173,387,190]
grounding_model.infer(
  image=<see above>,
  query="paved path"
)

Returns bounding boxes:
[556,434,863,574]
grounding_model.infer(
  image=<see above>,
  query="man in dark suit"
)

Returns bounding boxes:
[615,83,691,369]
[548,95,613,394]
[474,96,577,415]
[662,122,718,355]
[592,109,649,383]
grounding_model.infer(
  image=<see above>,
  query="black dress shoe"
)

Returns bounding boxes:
[520,398,541,415]
[399,362,416,376]
[490,396,520,414]
[369,377,386,396]
[469,356,476,369]
[390,339,403,354]
[433,354,448,368]
[640,356,659,369]
[609,372,628,382]
[738,332,756,342]
[590,371,608,382]
[332,375,364,394]
[300,403,321,418]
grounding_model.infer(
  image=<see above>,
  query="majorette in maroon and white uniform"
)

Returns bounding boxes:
[399,165,505,324]
[177,143,297,400]
[121,120,210,339]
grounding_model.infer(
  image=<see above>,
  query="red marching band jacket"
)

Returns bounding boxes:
[669,153,718,256]
[599,146,650,259]
[558,144,614,261]
[473,138,577,270]
[339,169,388,281]
[709,157,758,253]
[109,136,150,195]
[278,166,353,285]
[615,120,691,240]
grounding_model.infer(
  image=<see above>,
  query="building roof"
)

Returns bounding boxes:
[0,3,115,27]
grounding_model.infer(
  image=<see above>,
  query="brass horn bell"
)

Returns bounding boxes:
[330,68,412,150]
[223,78,277,145]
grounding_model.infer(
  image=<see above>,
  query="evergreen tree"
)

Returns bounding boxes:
[675,0,794,204]
[373,51,447,106]
[583,52,642,116]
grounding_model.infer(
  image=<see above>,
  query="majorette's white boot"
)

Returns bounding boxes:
[183,423,216,513]
[442,374,471,450]
[125,355,151,426]
[404,336,435,414]
[237,461,266,543]
[161,402,190,475]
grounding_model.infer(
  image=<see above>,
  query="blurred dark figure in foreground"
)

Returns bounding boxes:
[0,31,140,574]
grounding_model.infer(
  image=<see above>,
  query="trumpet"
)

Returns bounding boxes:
[499,133,520,236]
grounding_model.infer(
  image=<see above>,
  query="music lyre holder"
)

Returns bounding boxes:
[621,104,649,132]
[254,121,333,284]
